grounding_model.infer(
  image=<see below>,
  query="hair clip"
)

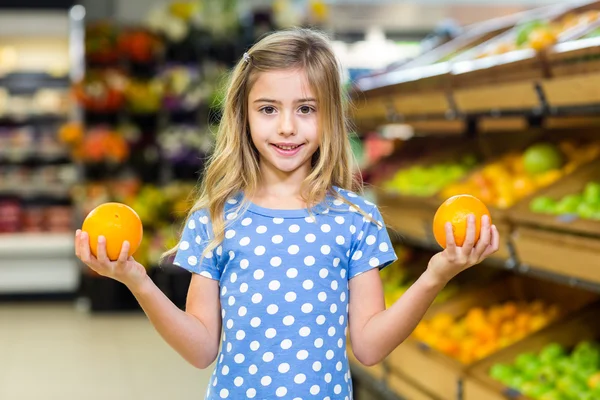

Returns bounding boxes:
[243,52,251,64]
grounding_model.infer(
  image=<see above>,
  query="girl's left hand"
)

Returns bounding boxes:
[427,214,499,286]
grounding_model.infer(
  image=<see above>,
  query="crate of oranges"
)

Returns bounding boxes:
[385,275,598,400]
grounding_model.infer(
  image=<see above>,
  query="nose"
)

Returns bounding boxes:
[278,110,296,136]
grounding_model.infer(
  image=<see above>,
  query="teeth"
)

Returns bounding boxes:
[276,145,299,150]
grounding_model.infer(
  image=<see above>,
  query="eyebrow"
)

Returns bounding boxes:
[253,98,317,104]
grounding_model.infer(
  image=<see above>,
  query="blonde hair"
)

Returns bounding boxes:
[162,28,362,261]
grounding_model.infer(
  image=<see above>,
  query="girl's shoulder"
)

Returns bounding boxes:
[330,186,379,212]
[187,193,246,221]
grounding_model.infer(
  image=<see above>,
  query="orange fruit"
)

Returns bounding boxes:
[528,28,557,51]
[82,202,143,261]
[433,194,492,248]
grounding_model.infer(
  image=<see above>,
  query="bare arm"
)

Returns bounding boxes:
[76,230,222,369]
[129,273,222,369]
[348,268,444,366]
[348,215,499,366]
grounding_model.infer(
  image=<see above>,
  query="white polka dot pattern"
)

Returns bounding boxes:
[173,188,397,399]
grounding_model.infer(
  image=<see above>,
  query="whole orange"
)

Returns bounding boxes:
[433,194,491,248]
[82,202,143,261]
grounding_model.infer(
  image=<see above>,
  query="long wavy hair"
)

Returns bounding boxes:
[162,28,362,261]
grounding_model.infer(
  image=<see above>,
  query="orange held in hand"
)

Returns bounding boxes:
[81,202,143,261]
[433,194,491,248]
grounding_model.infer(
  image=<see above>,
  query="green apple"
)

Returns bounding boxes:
[556,375,587,396]
[577,202,597,220]
[539,389,568,400]
[583,182,600,205]
[580,392,596,400]
[540,343,567,364]
[537,364,560,384]
[522,381,553,398]
[522,358,543,380]
[508,375,526,390]
[557,358,578,375]
[555,195,583,215]
[516,353,539,371]
[490,364,517,385]
[572,341,600,369]
[530,196,557,214]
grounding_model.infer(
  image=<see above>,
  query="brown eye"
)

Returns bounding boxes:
[299,106,314,114]
[261,106,276,115]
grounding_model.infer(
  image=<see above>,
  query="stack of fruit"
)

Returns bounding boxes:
[382,154,478,197]
[530,182,600,220]
[476,10,600,58]
[490,341,600,400]
[441,141,600,209]
[412,301,562,364]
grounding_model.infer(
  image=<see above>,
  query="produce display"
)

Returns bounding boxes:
[475,10,600,58]
[0,87,70,118]
[59,122,130,164]
[382,154,478,197]
[73,69,127,113]
[412,301,563,364]
[490,341,600,400]
[124,78,164,114]
[530,182,600,220]
[440,141,600,209]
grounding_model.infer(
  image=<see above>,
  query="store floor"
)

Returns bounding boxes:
[0,302,213,400]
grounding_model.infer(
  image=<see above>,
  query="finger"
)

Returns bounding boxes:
[79,231,94,265]
[473,215,491,257]
[483,225,500,257]
[117,241,130,265]
[96,236,109,264]
[444,222,457,252]
[75,230,81,258]
[462,214,476,251]
[77,230,88,262]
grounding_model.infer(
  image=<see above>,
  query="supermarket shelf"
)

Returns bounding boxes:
[0,186,73,200]
[0,73,70,95]
[0,233,79,294]
[391,227,600,295]
[0,153,71,166]
[0,232,74,257]
[0,114,69,126]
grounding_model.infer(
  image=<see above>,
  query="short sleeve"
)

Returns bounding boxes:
[348,205,397,279]
[173,210,221,281]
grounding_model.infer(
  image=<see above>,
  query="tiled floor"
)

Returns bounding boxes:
[0,302,213,400]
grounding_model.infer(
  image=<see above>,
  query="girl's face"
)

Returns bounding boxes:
[248,68,320,180]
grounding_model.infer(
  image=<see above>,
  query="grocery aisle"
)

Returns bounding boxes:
[0,303,213,400]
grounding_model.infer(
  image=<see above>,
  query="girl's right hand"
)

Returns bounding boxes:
[75,229,148,291]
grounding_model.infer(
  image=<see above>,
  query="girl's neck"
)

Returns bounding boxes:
[250,159,311,209]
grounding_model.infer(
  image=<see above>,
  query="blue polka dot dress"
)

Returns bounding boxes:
[173,187,397,399]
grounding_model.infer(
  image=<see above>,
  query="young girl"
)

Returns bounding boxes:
[75,28,499,399]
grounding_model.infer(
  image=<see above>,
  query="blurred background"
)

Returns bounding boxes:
[3,1,600,399]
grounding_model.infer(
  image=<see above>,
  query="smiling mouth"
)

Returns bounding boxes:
[272,144,303,150]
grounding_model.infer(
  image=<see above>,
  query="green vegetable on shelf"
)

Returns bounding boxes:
[529,181,600,220]
[490,341,600,400]
[383,154,478,197]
